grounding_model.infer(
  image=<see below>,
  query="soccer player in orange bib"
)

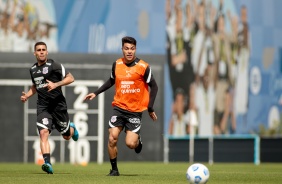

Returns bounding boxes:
[84,36,158,176]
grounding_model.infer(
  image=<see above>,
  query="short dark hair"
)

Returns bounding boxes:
[122,36,137,46]
[34,42,47,51]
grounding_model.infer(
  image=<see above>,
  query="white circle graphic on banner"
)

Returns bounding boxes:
[250,66,261,95]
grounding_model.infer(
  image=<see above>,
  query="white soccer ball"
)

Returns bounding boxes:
[186,163,210,184]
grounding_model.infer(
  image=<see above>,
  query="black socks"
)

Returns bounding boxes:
[43,153,51,164]
[110,157,118,171]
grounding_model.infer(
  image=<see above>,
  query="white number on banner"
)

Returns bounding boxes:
[70,85,90,164]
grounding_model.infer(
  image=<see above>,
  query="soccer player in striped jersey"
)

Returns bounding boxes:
[20,42,79,174]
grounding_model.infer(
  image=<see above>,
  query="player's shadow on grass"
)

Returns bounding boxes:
[120,174,150,176]
[34,172,72,174]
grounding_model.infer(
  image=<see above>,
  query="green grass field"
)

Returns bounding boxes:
[0,162,282,184]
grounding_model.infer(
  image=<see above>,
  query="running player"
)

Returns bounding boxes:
[84,36,158,176]
[20,41,79,174]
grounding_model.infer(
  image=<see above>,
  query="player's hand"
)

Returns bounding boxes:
[44,79,58,92]
[84,93,96,101]
[21,91,28,103]
[149,111,157,121]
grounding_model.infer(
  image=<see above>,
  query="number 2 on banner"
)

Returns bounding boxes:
[74,85,88,110]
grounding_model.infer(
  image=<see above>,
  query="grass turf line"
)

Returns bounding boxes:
[0,162,282,184]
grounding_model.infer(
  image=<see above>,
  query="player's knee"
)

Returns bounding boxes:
[61,126,72,140]
[126,141,137,149]
[108,136,118,147]
[39,129,49,140]
[63,135,71,140]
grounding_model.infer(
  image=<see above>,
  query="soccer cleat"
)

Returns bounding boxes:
[135,135,142,154]
[70,122,79,141]
[107,169,120,176]
[42,163,53,174]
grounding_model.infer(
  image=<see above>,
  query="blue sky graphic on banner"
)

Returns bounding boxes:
[52,0,165,54]
[229,0,282,135]
[246,0,282,136]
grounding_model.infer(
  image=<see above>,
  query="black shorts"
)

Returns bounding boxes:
[37,110,71,136]
[109,107,143,134]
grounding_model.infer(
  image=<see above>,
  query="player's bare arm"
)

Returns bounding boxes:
[84,93,96,101]
[45,73,74,92]
[21,85,37,102]
[149,111,158,121]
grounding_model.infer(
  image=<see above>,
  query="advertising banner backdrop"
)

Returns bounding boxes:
[0,0,282,138]
[0,0,165,53]
[164,0,282,137]
[0,0,58,52]
[53,0,166,54]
